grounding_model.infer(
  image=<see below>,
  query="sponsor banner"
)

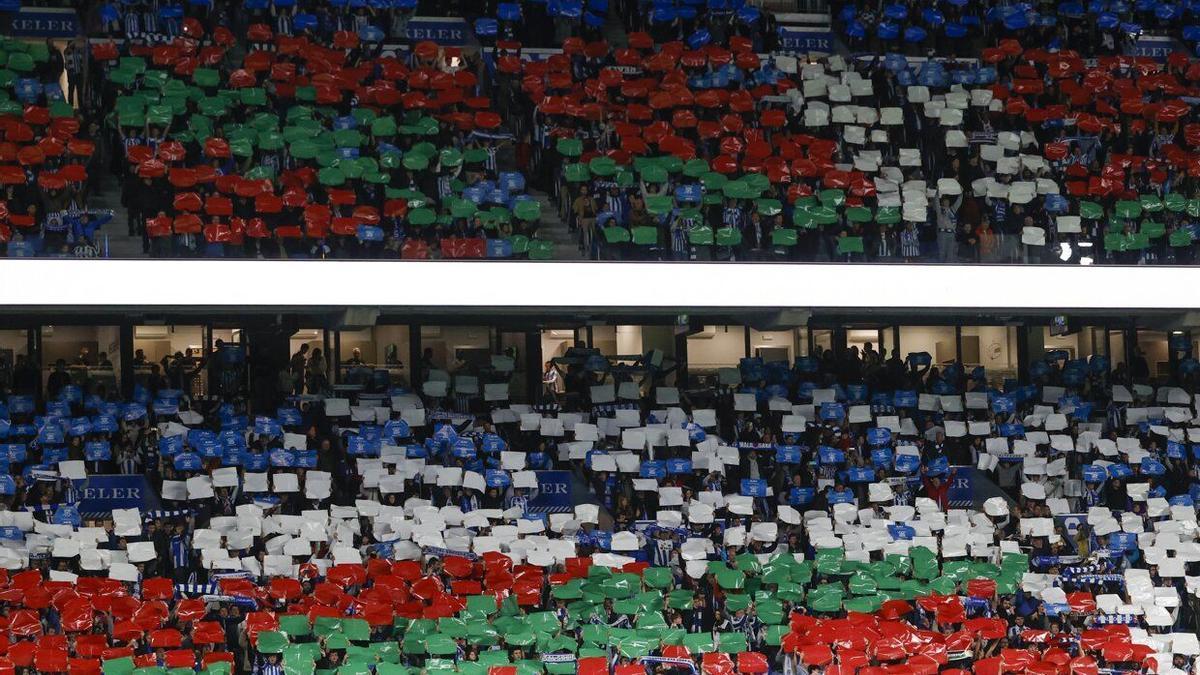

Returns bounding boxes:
[947,465,973,508]
[404,17,468,46]
[78,474,161,513]
[528,470,572,511]
[1132,35,1176,61]
[777,26,833,53]
[11,7,79,37]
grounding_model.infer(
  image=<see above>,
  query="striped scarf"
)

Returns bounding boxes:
[722,206,743,229]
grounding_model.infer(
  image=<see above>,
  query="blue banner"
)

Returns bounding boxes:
[160,435,184,456]
[818,446,844,465]
[776,26,833,53]
[84,441,111,461]
[775,445,803,464]
[528,470,572,512]
[847,467,875,483]
[270,449,295,467]
[819,402,845,421]
[78,474,161,513]
[242,453,269,471]
[294,450,318,468]
[895,454,920,473]
[254,417,282,437]
[666,458,692,474]
[828,488,856,505]
[740,478,768,497]
[386,419,413,440]
[451,437,476,459]
[789,487,814,505]
[2,444,26,463]
[10,7,79,37]
[1132,35,1176,60]
[174,452,202,471]
[871,447,893,468]
[1082,464,1107,483]
[485,469,511,488]
[402,17,469,46]
[347,436,380,457]
[947,465,973,508]
[640,461,667,479]
[8,396,33,415]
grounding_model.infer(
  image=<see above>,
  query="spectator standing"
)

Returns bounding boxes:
[935,194,963,262]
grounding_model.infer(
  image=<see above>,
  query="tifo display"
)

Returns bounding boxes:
[8,0,1200,261]
[0,344,1193,674]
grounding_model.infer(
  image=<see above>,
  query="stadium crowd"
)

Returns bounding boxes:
[0,335,1193,674]
[9,0,1200,261]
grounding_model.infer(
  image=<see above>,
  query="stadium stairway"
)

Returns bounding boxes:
[568,463,614,530]
[530,191,584,260]
[965,467,1017,510]
[90,173,146,258]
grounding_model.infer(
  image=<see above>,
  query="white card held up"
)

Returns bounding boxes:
[667,429,690,447]
[621,430,646,451]
[484,383,509,402]
[127,541,157,563]
[273,473,299,493]
[109,563,139,582]
[400,407,426,427]
[780,415,805,433]
[51,460,88,483]
[212,467,239,488]
[617,382,641,400]
[1021,226,1045,245]
[734,393,756,412]
[940,396,964,412]
[614,453,640,473]
[324,398,351,416]
[656,388,680,405]
[590,454,617,472]
[965,392,989,410]
[848,405,872,424]
[520,413,542,431]
[614,409,640,427]
[574,423,599,441]
[462,471,486,493]
[693,409,717,427]
[112,508,142,537]
[969,421,991,436]
[660,487,683,506]
[243,472,269,493]
[422,381,448,398]
[590,384,616,404]
[540,418,565,437]
[1056,216,1082,234]
[186,476,214,500]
